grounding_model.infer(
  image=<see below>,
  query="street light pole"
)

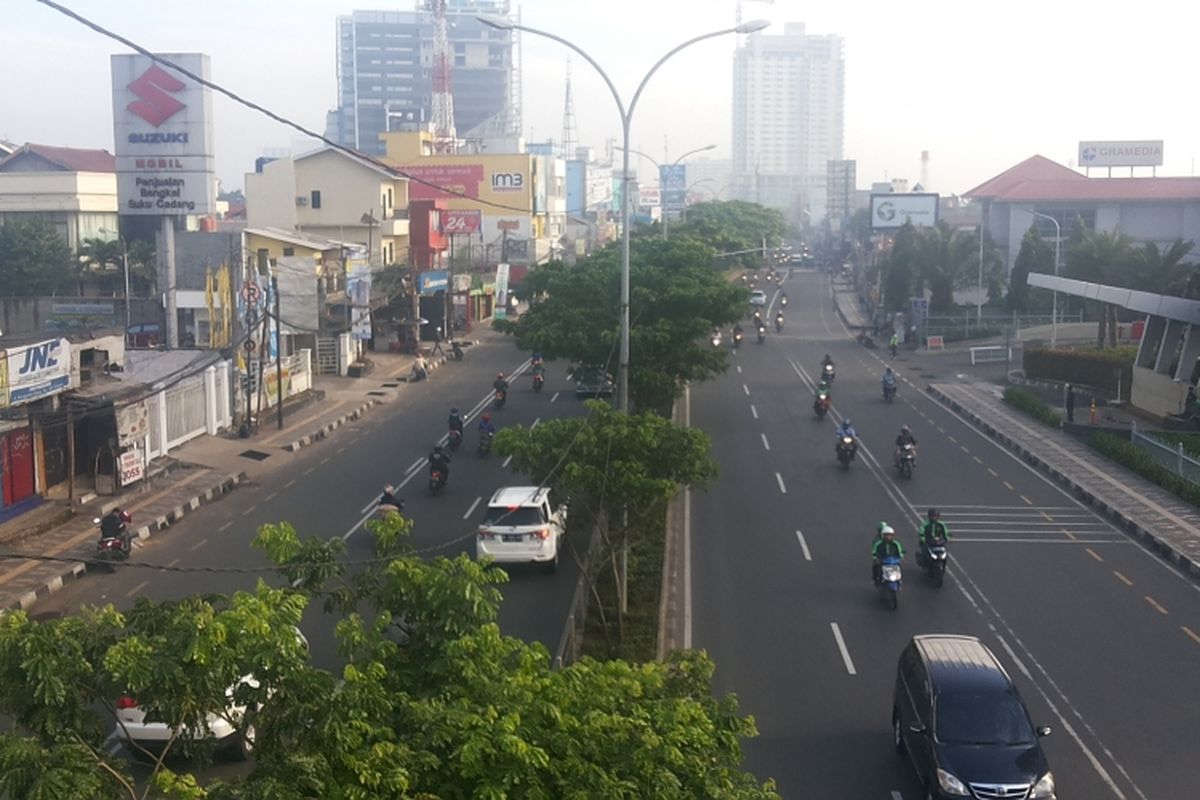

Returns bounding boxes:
[1028,210,1062,348]
[478,16,769,414]
[617,143,716,241]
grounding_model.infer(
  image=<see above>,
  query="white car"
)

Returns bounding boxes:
[749,289,767,306]
[476,486,567,572]
[113,678,259,761]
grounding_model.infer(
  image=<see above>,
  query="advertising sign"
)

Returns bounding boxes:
[494,263,511,321]
[0,338,70,408]
[1078,140,1163,168]
[117,400,151,447]
[111,54,215,215]
[119,449,145,487]
[418,270,449,295]
[660,164,687,218]
[346,259,373,341]
[405,163,485,200]
[870,193,939,230]
[483,215,533,265]
[442,209,482,234]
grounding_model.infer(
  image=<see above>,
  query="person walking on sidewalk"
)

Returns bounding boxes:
[1065,384,1076,423]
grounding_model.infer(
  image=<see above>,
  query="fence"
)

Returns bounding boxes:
[922,311,1084,340]
[143,360,234,460]
[1130,421,1200,486]
[239,349,313,415]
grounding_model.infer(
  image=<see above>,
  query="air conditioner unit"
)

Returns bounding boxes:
[295,196,308,207]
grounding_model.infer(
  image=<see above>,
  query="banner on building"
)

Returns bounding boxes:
[0,338,70,408]
[119,448,145,487]
[442,209,482,234]
[346,259,373,341]
[418,270,449,295]
[117,400,151,447]
[494,263,511,321]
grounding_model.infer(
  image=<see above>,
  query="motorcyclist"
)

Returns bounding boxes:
[780,291,789,307]
[448,407,464,435]
[872,524,905,584]
[894,424,918,465]
[918,507,951,565]
[378,484,405,514]
[733,323,744,340]
[882,367,897,391]
[478,411,497,438]
[822,353,835,368]
[835,418,858,452]
[889,330,900,357]
[493,372,509,396]
[428,443,451,483]
[531,350,544,368]
[99,507,130,542]
[774,310,784,331]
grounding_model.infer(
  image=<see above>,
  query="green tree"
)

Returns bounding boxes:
[881,221,919,312]
[914,221,980,313]
[504,237,745,414]
[1067,226,1136,347]
[1007,225,1054,313]
[0,218,75,296]
[671,200,787,267]
[494,400,717,642]
[0,514,778,800]
[1136,238,1195,295]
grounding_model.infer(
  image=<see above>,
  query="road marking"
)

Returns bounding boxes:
[891,792,904,800]
[189,537,208,552]
[775,472,787,494]
[167,559,180,568]
[761,433,770,451]
[750,404,758,419]
[265,491,277,502]
[736,365,743,373]
[241,506,256,516]
[320,456,330,464]
[973,455,983,464]
[463,496,482,520]
[1040,511,1054,521]
[1086,547,1104,562]
[336,446,346,455]
[743,383,750,396]
[830,622,857,675]
[1062,528,1078,541]
[532,417,542,428]
[405,458,424,476]
[551,392,559,402]
[304,467,315,475]
[284,479,296,488]
[125,580,149,598]
[795,530,812,561]
[218,521,232,533]
[1144,595,1169,615]
[1002,480,1015,491]
[1183,626,1200,645]
[1020,495,1033,505]
[960,445,970,454]
[1113,570,1133,586]
[987,467,999,477]
[502,455,513,468]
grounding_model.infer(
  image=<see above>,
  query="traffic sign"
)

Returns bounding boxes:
[243,339,256,352]
[240,283,262,304]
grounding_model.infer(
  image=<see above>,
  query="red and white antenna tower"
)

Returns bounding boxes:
[430,0,457,154]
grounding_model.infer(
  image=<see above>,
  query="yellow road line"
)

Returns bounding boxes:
[1040,511,1054,522]
[1112,571,1133,587]
[1086,548,1103,562]
[1062,528,1078,541]
[1144,596,1169,615]
[1182,626,1200,646]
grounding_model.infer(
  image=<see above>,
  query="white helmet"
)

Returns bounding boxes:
[880,524,895,536]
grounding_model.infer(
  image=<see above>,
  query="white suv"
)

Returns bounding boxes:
[476,486,567,572]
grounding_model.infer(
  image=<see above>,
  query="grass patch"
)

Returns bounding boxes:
[1002,387,1062,428]
[1151,432,1200,460]
[580,502,666,663]
[1088,432,1200,509]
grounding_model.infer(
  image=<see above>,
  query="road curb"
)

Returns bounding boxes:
[5,471,248,614]
[283,400,380,452]
[926,384,1200,579]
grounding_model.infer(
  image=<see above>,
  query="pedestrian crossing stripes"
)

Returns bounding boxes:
[910,504,1126,544]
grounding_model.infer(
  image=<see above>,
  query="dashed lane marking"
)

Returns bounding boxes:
[1087,548,1104,562]
[973,456,983,464]
[750,404,758,420]
[1183,626,1200,646]
[551,392,560,402]
[1040,511,1054,522]
[532,417,542,428]
[987,467,999,477]
[241,506,257,517]
[1113,571,1134,587]
[125,580,149,598]
[1062,528,1078,541]
[463,496,482,520]
[284,479,296,488]
[743,383,751,396]
[795,530,812,561]
[218,521,232,533]
[1002,481,1015,491]
[265,491,277,502]
[960,445,970,454]
[737,365,743,374]
[189,537,208,552]
[167,559,180,568]
[502,455,513,468]
[830,622,857,676]
[304,467,315,475]
[948,435,958,444]
[1020,495,1033,505]
[761,433,771,451]
[1145,596,1169,615]
[775,472,787,494]
[320,456,330,465]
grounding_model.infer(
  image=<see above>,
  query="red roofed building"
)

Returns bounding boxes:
[0,143,119,252]
[966,155,1200,275]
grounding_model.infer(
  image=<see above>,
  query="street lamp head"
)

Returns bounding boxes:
[735,19,771,34]
[476,15,514,30]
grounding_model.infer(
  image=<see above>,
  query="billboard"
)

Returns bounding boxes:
[111,54,215,215]
[493,263,511,321]
[870,193,939,230]
[346,259,372,341]
[0,338,71,408]
[442,209,482,234]
[405,164,485,200]
[660,164,687,218]
[1078,140,1163,168]
[397,155,532,208]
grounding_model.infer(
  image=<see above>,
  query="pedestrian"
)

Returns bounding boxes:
[1065,384,1076,423]
[431,325,445,356]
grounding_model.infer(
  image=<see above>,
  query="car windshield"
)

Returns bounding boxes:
[935,693,1036,746]
[480,506,544,526]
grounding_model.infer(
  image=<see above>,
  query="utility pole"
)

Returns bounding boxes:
[272,274,284,430]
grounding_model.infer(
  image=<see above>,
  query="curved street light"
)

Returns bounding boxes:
[479,15,769,413]
[615,143,715,240]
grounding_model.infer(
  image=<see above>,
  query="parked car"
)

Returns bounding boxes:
[893,634,1055,800]
[475,486,567,572]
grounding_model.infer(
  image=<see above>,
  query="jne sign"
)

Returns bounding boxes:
[2,338,71,407]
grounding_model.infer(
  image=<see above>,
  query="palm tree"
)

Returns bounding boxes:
[1135,239,1195,295]
[915,221,979,313]
[1067,227,1136,348]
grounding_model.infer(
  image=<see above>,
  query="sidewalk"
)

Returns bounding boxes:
[830,279,871,329]
[928,381,1200,577]
[0,333,488,614]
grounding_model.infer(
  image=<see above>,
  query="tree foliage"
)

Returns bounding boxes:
[0,513,776,800]
[669,200,788,267]
[503,237,746,413]
[1007,225,1054,313]
[0,218,75,296]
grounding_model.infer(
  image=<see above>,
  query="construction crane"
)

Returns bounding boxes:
[429,0,457,154]
[736,0,774,26]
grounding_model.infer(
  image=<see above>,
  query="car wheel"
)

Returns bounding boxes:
[227,725,255,761]
[892,712,905,755]
[543,547,559,574]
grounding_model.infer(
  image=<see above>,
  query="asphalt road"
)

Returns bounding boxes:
[26,333,589,773]
[691,269,1200,799]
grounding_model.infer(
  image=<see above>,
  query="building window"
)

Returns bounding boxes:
[311,190,322,209]
[282,247,295,257]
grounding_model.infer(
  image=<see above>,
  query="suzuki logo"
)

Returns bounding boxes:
[127,65,186,127]
[18,341,60,375]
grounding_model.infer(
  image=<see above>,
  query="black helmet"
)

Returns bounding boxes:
[928,508,940,520]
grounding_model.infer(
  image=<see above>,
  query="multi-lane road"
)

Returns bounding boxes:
[691,269,1200,798]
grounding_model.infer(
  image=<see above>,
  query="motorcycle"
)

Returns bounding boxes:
[450,341,465,361]
[733,331,743,348]
[532,372,545,392]
[889,341,898,358]
[780,295,789,308]
[813,391,831,419]
[756,327,766,344]
[883,382,897,403]
[478,431,494,457]
[836,435,857,470]
[93,512,133,572]
[877,555,903,609]
[822,363,836,384]
[429,466,447,496]
[711,333,723,348]
[917,540,949,588]
[775,317,784,333]
[896,442,916,479]
[448,427,463,451]
[493,389,507,410]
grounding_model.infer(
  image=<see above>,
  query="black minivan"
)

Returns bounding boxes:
[893,635,1056,799]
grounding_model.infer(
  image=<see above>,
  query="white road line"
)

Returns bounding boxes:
[750,404,758,419]
[463,496,482,520]
[532,417,541,428]
[830,622,857,675]
[405,457,424,475]
[502,454,513,468]
[795,530,812,561]
[551,391,559,402]
[284,479,296,488]
[125,580,149,598]
[761,433,770,451]
[218,521,232,532]
[189,537,208,552]
[737,365,743,373]
[265,491,277,502]
[743,384,750,396]
[891,792,904,800]
[775,472,787,494]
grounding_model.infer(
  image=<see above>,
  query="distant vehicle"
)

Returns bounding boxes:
[571,365,614,398]
[749,289,767,306]
[475,485,567,572]
[126,323,161,347]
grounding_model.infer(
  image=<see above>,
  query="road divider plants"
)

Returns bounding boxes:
[1088,431,1200,509]
[1002,386,1062,428]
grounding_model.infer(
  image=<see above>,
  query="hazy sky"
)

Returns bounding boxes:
[5,0,1198,195]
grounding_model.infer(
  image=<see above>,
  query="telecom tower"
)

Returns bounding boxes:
[561,59,577,160]
[429,0,457,154]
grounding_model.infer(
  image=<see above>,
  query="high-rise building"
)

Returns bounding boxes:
[731,23,844,222]
[325,2,519,157]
